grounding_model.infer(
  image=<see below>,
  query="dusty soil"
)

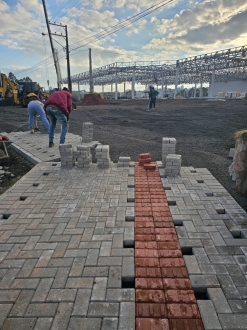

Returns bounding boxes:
[0,99,247,210]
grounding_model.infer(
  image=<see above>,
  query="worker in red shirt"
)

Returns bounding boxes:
[44,87,72,147]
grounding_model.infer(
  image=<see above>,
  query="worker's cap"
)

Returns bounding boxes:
[27,93,38,98]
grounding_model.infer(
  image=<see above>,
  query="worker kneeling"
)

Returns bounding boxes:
[27,93,50,134]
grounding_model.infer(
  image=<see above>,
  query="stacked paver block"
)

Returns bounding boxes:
[162,137,176,166]
[59,143,75,166]
[134,162,204,330]
[95,144,111,168]
[117,156,131,167]
[74,145,92,168]
[138,153,157,170]
[82,122,93,143]
[165,154,181,177]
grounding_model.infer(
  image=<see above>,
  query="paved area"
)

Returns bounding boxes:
[0,132,247,329]
[2,131,98,164]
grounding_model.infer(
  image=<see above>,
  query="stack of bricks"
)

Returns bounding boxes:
[165,155,181,178]
[117,156,131,167]
[74,146,92,168]
[134,162,204,330]
[82,122,93,143]
[95,144,111,168]
[59,144,75,167]
[162,137,176,166]
[165,154,182,177]
[138,153,156,170]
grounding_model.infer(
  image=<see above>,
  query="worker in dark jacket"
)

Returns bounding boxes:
[147,86,159,111]
[44,88,72,147]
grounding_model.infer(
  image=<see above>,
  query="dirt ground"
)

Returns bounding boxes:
[0,98,247,210]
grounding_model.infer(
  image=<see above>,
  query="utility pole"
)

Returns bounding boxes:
[42,0,60,89]
[89,48,94,93]
[65,25,72,92]
[48,23,72,92]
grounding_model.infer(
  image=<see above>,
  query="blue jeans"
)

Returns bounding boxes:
[28,101,50,131]
[46,107,68,144]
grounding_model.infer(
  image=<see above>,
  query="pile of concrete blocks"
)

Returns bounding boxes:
[74,146,92,168]
[59,144,75,167]
[165,154,181,177]
[162,137,176,166]
[95,145,111,168]
[82,122,93,143]
[117,156,131,167]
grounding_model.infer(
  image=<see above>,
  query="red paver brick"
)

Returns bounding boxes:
[136,289,165,303]
[144,164,156,170]
[163,278,192,290]
[135,198,151,203]
[135,216,154,222]
[152,207,171,213]
[160,258,185,268]
[154,216,173,222]
[136,267,161,278]
[169,319,204,330]
[136,303,167,317]
[135,222,155,228]
[136,318,170,330]
[136,278,163,289]
[161,267,188,278]
[135,258,160,267]
[155,228,176,235]
[135,228,155,235]
[156,234,178,242]
[135,249,159,258]
[157,242,181,250]
[158,250,182,258]
[138,153,151,159]
[136,203,152,208]
[165,290,196,303]
[135,234,156,241]
[135,241,157,249]
[167,303,200,318]
[151,198,167,203]
[136,211,153,217]
[135,193,151,199]
[135,187,151,192]
[154,222,175,228]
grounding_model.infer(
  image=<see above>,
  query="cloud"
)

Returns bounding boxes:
[143,0,247,55]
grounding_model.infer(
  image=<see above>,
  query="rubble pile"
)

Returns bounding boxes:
[78,93,106,106]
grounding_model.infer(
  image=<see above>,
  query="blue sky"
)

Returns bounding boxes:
[0,0,247,91]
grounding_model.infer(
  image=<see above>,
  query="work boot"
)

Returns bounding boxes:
[49,142,54,147]
[30,130,34,134]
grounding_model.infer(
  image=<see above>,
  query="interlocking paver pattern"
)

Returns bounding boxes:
[0,161,134,329]
[1,133,247,329]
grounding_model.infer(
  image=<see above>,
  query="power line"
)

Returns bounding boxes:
[10,0,177,77]
[69,0,175,51]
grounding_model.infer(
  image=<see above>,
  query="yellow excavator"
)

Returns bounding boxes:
[0,73,20,105]
[0,73,49,106]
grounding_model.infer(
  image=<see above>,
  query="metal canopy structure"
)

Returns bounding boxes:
[63,45,247,97]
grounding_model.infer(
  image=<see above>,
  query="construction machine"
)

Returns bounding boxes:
[0,73,49,106]
[0,73,20,105]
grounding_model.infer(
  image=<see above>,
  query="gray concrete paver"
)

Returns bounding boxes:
[1,138,247,329]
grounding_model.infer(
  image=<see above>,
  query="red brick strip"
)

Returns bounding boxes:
[135,154,204,330]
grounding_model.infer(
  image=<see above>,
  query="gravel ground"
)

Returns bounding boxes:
[0,98,247,210]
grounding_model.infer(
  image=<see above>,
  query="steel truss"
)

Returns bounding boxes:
[63,45,247,87]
